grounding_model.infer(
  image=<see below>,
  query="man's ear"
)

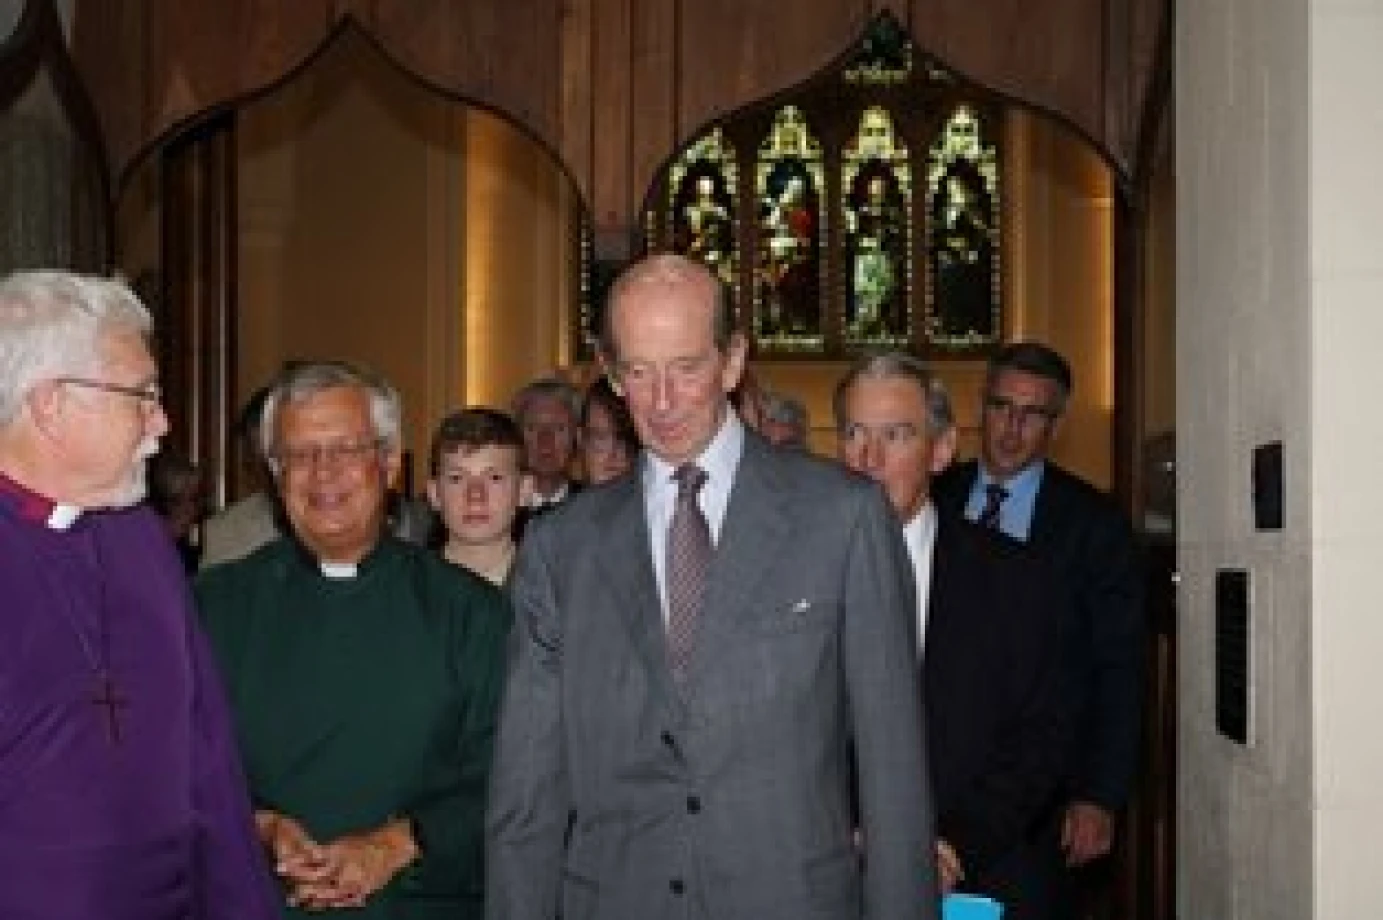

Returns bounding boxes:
[382,446,403,490]
[721,331,749,394]
[517,471,537,508]
[929,425,959,475]
[425,478,441,512]
[597,353,623,398]
[24,380,66,437]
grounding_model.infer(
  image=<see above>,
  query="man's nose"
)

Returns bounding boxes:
[652,373,674,412]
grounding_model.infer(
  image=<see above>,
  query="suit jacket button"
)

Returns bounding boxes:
[670,879,685,895]
[686,795,701,814]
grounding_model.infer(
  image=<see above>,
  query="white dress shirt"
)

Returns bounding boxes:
[902,502,939,652]
[643,409,745,622]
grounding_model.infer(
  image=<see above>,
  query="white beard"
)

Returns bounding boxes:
[102,436,162,509]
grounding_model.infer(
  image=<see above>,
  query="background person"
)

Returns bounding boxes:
[836,352,1070,919]
[427,407,532,586]
[510,376,581,511]
[933,341,1145,905]
[148,449,207,572]
[578,375,639,485]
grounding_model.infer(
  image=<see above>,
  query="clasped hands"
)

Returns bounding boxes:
[256,811,418,911]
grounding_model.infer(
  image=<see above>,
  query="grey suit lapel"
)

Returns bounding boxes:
[593,475,686,713]
[687,436,793,688]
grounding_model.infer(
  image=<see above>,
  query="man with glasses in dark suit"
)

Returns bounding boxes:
[933,342,1145,910]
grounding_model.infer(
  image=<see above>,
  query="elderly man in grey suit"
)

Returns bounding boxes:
[486,254,938,920]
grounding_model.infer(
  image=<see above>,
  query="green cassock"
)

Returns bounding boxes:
[196,536,512,920]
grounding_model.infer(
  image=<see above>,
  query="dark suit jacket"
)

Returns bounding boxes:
[487,432,938,920]
[923,513,1070,917]
[933,460,1145,813]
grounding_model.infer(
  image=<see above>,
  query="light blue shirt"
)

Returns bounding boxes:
[964,460,1046,542]
[643,408,745,622]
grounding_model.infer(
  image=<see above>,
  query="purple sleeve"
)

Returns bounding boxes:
[186,609,282,920]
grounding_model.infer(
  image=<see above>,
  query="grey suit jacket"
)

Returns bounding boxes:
[486,433,938,920]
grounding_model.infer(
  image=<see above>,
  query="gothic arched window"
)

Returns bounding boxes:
[640,14,1006,358]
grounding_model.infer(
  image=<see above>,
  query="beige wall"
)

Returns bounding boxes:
[1308,0,1383,915]
[236,35,576,489]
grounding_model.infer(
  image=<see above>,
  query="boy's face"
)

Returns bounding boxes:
[427,443,529,547]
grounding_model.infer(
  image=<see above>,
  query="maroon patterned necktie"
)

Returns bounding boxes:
[666,464,711,684]
[979,482,1009,530]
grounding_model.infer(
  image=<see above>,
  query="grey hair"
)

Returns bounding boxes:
[511,376,581,423]
[761,391,808,428]
[0,271,152,425]
[760,390,810,446]
[260,361,402,469]
[832,351,954,438]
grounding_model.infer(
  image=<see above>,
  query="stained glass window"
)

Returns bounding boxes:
[664,127,738,295]
[842,106,912,348]
[754,106,825,350]
[623,14,1006,359]
[925,104,1001,347]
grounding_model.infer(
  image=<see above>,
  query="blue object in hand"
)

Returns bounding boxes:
[942,892,1004,920]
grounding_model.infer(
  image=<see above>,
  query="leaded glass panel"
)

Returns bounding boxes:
[754,106,825,350]
[925,104,1002,347]
[665,128,738,294]
[842,106,911,347]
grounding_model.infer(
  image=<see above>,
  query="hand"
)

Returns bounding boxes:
[936,839,965,894]
[1061,800,1115,866]
[256,811,330,884]
[290,818,420,910]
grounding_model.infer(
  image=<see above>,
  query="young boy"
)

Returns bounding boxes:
[426,408,532,586]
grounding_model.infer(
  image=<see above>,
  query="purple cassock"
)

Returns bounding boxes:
[0,473,279,920]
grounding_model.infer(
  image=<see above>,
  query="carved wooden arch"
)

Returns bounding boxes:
[69,0,1168,249]
[99,16,583,209]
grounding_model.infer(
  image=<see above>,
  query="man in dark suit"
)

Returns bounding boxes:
[835,352,1071,920]
[932,342,1145,882]
[486,255,938,920]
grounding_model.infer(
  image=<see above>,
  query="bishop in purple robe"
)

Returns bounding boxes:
[0,270,278,920]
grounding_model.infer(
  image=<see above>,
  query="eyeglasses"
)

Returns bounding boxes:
[55,376,163,410]
[274,438,385,471]
[838,421,921,445]
[982,394,1058,427]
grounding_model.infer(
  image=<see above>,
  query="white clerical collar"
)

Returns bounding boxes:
[529,482,570,508]
[319,561,359,579]
[46,504,82,530]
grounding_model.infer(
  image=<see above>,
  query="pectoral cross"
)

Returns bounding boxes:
[91,673,128,745]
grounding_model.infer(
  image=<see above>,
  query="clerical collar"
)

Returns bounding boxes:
[319,561,359,579]
[0,472,83,530]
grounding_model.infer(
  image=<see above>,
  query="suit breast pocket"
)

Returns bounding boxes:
[746,598,840,635]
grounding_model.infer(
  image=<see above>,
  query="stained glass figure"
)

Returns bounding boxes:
[843,106,911,346]
[843,14,912,86]
[755,106,825,349]
[925,105,1001,347]
[665,128,738,292]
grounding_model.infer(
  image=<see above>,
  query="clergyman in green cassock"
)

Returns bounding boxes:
[196,361,511,920]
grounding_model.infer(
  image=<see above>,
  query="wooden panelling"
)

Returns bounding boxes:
[590,0,631,233]
[629,0,677,223]
[70,0,1168,245]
